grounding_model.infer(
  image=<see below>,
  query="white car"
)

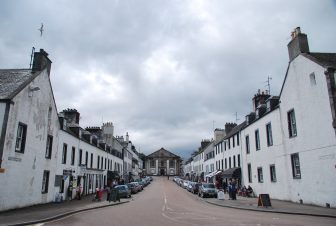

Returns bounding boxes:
[183,180,190,189]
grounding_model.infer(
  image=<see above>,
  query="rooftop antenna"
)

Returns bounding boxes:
[235,112,240,123]
[265,76,272,95]
[38,23,44,37]
[29,47,35,69]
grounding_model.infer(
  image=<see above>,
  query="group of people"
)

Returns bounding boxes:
[215,178,254,200]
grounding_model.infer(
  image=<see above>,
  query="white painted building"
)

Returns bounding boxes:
[275,28,336,206]
[184,28,336,207]
[0,50,60,210]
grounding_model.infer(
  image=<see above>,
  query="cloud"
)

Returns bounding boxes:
[1,0,336,158]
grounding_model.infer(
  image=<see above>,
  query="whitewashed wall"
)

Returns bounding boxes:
[0,69,59,211]
[240,108,287,199]
[279,55,336,206]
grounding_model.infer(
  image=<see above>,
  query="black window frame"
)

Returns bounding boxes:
[15,122,27,153]
[266,122,273,146]
[245,135,250,154]
[62,143,67,164]
[291,153,301,179]
[45,135,53,159]
[257,167,263,183]
[255,129,260,150]
[270,164,277,182]
[41,170,50,193]
[288,109,297,137]
[71,147,75,165]
[247,163,252,183]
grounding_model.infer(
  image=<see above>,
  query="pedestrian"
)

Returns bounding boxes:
[228,180,232,200]
[76,184,82,200]
[231,179,237,200]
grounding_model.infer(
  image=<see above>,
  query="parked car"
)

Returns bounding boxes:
[187,182,195,192]
[183,180,190,189]
[114,185,131,198]
[198,183,217,198]
[191,182,202,194]
[130,181,142,192]
[126,183,138,194]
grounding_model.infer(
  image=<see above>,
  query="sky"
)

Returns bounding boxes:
[1,0,336,159]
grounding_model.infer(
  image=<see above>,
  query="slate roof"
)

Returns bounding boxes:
[0,69,34,100]
[147,147,181,159]
[304,52,336,68]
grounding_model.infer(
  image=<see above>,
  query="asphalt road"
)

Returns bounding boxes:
[43,177,336,226]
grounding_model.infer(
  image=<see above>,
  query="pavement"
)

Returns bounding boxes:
[0,193,129,226]
[0,191,335,226]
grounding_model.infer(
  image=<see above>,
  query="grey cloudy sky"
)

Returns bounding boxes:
[1,0,336,158]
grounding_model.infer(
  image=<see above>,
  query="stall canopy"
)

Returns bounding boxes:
[222,167,241,179]
[205,170,222,178]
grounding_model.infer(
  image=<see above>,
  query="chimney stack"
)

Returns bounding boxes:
[32,49,52,75]
[288,27,309,62]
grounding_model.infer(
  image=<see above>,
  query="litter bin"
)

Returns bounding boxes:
[109,188,120,202]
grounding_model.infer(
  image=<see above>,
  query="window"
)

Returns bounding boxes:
[228,139,231,149]
[42,170,50,193]
[266,123,273,146]
[248,163,252,183]
[237,154,240,167]
[270,165,277,182]
[105,158,107,169]
[45,135,53,159]
[101,156,103,169]
[62,143,67,164]
[85,151,88,166]
[288,109,297,137]
[291,153,301,179]
[309,72,316,86]
[15,122,27,153]
[47,107,52,129]
[150,160,155,168]
[221,159,223,169]
[225,158,227,169]
[257,167,263,183]
[232,136,235,148]
[233,155,236,167]
[224,142,227,151]
[79,149,82,166]
[237,134,240,146]
[71,147,75,165]
[229,157,231,168]
[90,153,93,168]
[97,155,100,169]
[255,129,260,150]
[245,135,250,154]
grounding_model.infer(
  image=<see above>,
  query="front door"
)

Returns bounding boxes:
[160,168,165,176]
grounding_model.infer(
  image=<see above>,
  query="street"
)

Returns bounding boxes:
[44,177,335,226]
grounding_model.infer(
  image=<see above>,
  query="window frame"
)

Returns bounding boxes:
[257,167,263,183]
[41,170,50,193]
[255,129,260,150]
[247,163,252,183]
[245,135,250,154]
[266,122,273,146]
[62,143,67,164]
[45,135,53,159]
[71,147,75,165]
[288,109,297,137]
[15,122,27,153]
[291,153,301,179]
[270,164,277,182]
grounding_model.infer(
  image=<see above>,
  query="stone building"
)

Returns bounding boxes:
[145,148,182,176]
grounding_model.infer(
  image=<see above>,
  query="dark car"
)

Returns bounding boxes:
[198,183,217,198]
[114,185,131,198]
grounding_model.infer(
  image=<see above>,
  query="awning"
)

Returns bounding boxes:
[205,170,221,178]
[222,167,241,179]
